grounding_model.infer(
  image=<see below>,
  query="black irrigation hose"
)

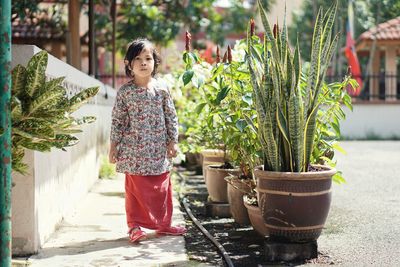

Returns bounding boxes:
[174,171,235,267]
[181,198,235,267]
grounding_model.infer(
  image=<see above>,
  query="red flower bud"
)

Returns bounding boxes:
[227,45,232,63]
[185,31,191,52]
[347,66,352,76]
[250,18,255,36]
[216,46,221,63]
[222,51,228,63]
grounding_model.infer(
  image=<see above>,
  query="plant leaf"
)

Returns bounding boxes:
[25,50,48,97]
[68,86,100,112]
[39,76,65,96]
[303,105,318,170]
[15,119,55,139]
[48,134,79,148]
[194,102,207,114]
[305,8,323,112]
[182,70,194,86]
[242,94,253,106]
[215,86,230,105]
[236,119,247,132]
[11,64,27,98]
[20,141,52,152]
[258,0,280,65]
[28,85,66,116]
[75,116,97,125]
[11,96,23,120]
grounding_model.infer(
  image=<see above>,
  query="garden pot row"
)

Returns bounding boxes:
[200,149,336,242]
[201,149,268,237]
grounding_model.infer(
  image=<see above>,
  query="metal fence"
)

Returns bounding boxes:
[98,73,400,102]
[326,74,400,101]
[96,74,131,90]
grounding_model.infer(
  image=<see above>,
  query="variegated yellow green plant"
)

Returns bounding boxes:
[248,0,344,172]
[11,50,99,174]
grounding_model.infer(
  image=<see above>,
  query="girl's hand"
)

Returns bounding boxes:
[167,142,178,158]
[109,143,117,163]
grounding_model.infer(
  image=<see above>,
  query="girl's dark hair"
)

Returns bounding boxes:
[124,38,161,78]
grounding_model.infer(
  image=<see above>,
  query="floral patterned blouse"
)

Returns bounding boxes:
[110,79,178,175]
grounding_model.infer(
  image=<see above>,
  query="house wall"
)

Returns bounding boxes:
[11,45,115,255]
[341,102,400,139]
[267,0,305,27]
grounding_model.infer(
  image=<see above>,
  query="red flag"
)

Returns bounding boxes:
[344,0,362,96]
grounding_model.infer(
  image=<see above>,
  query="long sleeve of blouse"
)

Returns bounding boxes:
[163,89,179,144]
[110,86,129,143]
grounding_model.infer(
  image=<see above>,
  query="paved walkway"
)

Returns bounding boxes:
[15,141,400,266]
[26,174,188,267]
[316,141,400,266]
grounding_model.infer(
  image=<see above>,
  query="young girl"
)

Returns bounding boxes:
[109,38,185,242]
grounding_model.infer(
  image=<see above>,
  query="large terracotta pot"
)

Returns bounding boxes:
[227,178,252,225]
[243,196,269,236]
[255,165,336,242]
[205,165,240,203]
[185,152,202,168]
[200,149,225,182]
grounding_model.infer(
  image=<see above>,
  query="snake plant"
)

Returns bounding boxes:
[248,0,339,172]
[11,50,99,174]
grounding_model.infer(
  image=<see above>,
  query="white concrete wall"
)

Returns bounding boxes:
[11,151,38,255]
[341,103,400,139]
[267,0,305,27]
[11,45,115,255]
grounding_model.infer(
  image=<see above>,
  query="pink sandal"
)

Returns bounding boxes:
[156,226,186,236]
[128,227,147,242]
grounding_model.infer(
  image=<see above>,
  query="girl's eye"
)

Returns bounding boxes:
[146,58,152,60]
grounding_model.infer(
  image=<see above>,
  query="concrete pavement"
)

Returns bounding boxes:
[316,141,400,266]
[25,174,188,267]
[13,141,400,266]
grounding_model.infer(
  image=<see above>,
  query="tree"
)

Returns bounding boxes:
[289,0,400,65]
[11,0,40,22]
[116,0,275,50]
[12,1,67,31]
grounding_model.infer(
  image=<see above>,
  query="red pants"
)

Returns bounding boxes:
[125,172,173,230]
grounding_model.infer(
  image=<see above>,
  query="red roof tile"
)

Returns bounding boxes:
[358,16,400,41]
[12,15,66,41]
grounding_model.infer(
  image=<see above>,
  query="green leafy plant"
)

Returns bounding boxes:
[215,42,262,178]
[180,51,226,154]
[310,72,355,183]
[11,50,99,174]
[181,39,263,178]
[247,0,354,173]
[99,155,117,179]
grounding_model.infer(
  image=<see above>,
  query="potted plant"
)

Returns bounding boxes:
[10,50,99,174]
[182,37,265,224]
[247,0,355,242]
[162,66,213,172]
[215,41,262,225]
[180,44,227,177]
[182,38,253,204]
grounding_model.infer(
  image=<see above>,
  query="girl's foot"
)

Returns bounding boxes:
[128,227,147,242]
[156,226,186,236]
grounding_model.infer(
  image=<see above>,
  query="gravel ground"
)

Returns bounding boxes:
[178,141,400,266]
[179,172,265,267]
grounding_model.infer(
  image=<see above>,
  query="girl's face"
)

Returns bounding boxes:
[130,46,155,79]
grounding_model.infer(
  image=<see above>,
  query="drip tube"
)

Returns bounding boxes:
[174,171,235,267]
